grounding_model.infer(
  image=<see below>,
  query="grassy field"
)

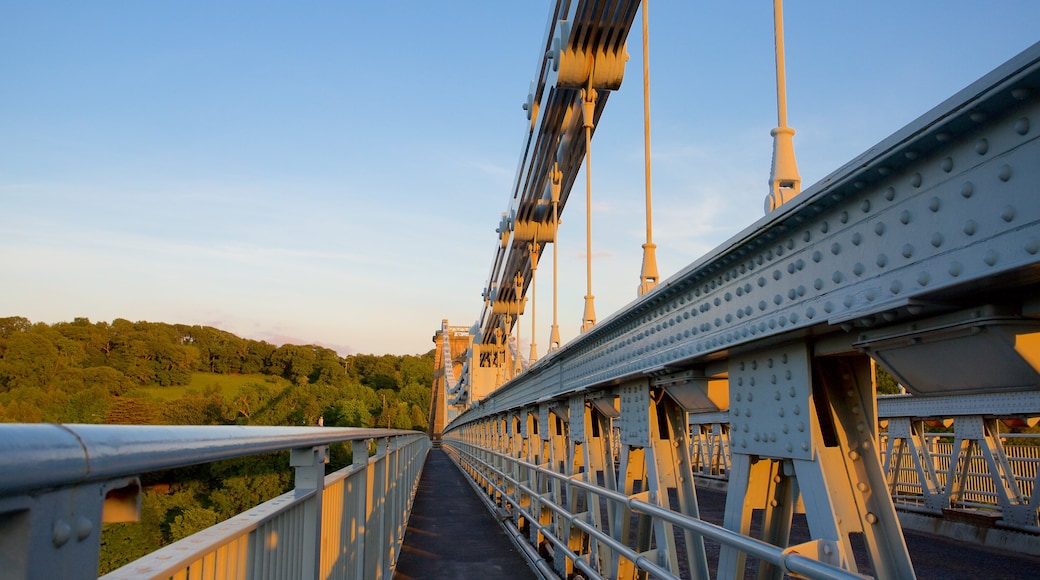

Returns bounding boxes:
[132,372,290,401]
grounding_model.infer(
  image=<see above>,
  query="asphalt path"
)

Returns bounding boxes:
[394,449,535,580]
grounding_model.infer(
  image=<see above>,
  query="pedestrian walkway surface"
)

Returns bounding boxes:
[394,449,535,580]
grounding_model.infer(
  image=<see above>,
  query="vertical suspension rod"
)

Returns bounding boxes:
[580,87,598,332]
[774,0,789,129]
[638,0,659,296]
[549,164,562,351]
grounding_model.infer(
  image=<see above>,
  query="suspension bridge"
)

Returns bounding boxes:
[4,1,1040,578]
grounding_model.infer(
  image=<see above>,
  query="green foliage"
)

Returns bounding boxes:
[99,489,172,572]
[324,398,372,427]
[134,372,288,402]
[159,391,226,425]
[0,331,59,390]
[169,507,220,542]
[874,363,902,395]
[1,316,435,574]
[105,397,161,425]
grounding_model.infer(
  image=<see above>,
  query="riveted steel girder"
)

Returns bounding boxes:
[452,40,1040,429]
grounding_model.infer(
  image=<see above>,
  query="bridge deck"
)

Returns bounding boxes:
[396,461,1040,580]
[693,487,1040,579]
[394,449,536,580]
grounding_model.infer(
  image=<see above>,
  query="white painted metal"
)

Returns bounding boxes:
[446,29,1040,579]
[479,0,641,353]
[456,39,1040,422]
[0,425,428,580]
[443,439,867,580]
[682,396,1040,534]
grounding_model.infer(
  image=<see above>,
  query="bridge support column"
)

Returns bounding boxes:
[514,413,533,536]
[614,379,709,579]
[719,342,916,579]
[565,396,590,573]
[529,405,555,552]
[585,395,619,573]
[524,408,545,545]
[546,403,571,577]
[883,417,947,512]
[947,416,1039,528]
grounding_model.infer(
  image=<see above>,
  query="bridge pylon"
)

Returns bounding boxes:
[429,320,471,441]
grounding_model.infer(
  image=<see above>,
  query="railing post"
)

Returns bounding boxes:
[364,437,389,580]
[0,477,138,580]
[345,438,370,578]
[386,435,402,564]
[290,444,329,580]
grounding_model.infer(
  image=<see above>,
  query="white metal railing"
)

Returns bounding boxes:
[442,439,867,580]
[0,424,429,580]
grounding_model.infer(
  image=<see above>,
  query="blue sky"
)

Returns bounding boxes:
[2,2,1038,356]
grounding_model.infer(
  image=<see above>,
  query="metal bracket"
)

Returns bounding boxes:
[729,343,814,460]
[782,538,845,568]
[619,381,651,448]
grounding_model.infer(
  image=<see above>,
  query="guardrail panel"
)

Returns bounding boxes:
[0,425,428,580]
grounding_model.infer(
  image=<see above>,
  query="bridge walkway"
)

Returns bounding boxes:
[693,486,1040,579]
[394,449,536,580]
[396,455,1040,580]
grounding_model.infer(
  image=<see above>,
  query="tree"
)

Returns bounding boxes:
[400,351,435,389]
[169,507,219,542]
[187,326,246,374]
[0,316,31,338]
[350,354,400,390]
[0,331,59,391]
[324,399,372,427]
[270,344,317,386]
[399,383,431,413]
[160,392,225,425]
[241,340,275,374]
[408,403,428,430]
[875,364,902,395]
[105,398,160,425]
[83,366,133,396]
[227,382,276,423]
[310,347,346,385]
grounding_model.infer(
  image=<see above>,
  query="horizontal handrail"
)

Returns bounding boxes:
[0,424,416,497]
[445,439,868,580]
[0,424,428,580]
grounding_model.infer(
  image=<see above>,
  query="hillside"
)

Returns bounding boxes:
[0,316,435,573]
[0,316,433,429]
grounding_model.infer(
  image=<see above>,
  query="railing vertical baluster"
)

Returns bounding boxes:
[364,438,389,580]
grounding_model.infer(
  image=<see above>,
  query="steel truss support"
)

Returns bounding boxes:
[564,396,590,574]
[947,416,1039,528]
[531,406,554,553]
[691,422,731,478]
[615,379,709,578]
[505,414,524,511]
[720,341,915,579]
[546,404,570,576]
[883,417,946,512]
[512,413,532,538]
